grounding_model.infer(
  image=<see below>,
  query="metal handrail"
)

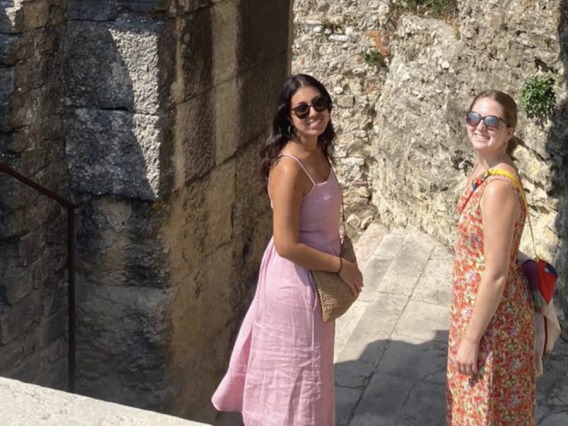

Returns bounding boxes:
[0,160,78,392]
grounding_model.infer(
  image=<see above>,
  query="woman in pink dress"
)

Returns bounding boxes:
[212,74,363,425]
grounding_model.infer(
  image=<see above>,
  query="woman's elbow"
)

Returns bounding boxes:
[274,240,295,259]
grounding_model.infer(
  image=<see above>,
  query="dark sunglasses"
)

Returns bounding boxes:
[291,96,329,119]
[466,111,507,130]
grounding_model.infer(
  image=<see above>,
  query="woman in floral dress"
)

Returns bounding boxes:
[446,90,535,425]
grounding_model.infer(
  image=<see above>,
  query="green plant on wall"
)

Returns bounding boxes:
[363,49,386,68]
[520,75,556,119]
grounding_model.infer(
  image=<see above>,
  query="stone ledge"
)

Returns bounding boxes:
[0,377,210,426]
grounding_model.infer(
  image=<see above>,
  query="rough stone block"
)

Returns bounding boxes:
[203,163,234,254]
[213,77,239,165]
[211,1,238,85]
[76,284,175,409]
[174,95,215,183]
[66,108,164,200]
[237,54,289,145]
[168,243,238,420]
[7,337,67,386]
[172,0,211,15]
[0,67,14,99]
[230,142,271,289]
[0,189,63,240]
[0,291,42,345]
[175,7,214,100]
[0,33,21,65]
[66,18,168,114]
[236,0,291,68]
[0,268,33,306]
[76,198,170,289]
[69,0,168,21]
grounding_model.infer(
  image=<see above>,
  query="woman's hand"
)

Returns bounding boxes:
[339,259,363,297]
[454,337,480,376]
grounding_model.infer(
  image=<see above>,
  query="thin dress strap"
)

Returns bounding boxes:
[278,153,316,186]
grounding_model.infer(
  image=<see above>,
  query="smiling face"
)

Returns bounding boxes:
[467,97,513,155]
[289,86,330,141]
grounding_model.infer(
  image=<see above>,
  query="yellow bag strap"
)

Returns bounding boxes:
[484,168,537,258]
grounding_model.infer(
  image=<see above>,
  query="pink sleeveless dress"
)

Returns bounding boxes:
[212,153,340,426]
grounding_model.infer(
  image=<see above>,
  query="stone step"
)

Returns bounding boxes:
[334,228,405,359]
[335,228,448,426]
[0,377,211,426]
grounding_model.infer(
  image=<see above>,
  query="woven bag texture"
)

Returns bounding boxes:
[313,235,359,322]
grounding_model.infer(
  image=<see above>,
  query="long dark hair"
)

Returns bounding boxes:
[469,90,522,159]
[259,74,337,191]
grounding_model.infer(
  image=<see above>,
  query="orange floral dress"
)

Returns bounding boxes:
[446,174,536,425]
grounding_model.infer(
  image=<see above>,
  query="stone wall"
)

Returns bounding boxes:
[0,0,292,422]
[293,0,568,326]
[0,0,69,389]
[292,0,389,236]
[65,0,290,423]
[370,0,568,324]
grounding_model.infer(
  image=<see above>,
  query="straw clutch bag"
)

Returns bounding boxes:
[312,231,359,322]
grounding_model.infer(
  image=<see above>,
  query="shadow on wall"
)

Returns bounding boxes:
[0,0,69,389]
[550,0,568,330]
[65,3,176,412]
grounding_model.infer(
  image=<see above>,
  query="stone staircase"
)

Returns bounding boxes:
[1,225,566,425]
[335,225,568,426]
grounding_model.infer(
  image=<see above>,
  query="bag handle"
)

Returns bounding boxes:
[484,168,538,258]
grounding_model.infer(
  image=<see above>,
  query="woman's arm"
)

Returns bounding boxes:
[269,157,362,294]
[454,179,520,375]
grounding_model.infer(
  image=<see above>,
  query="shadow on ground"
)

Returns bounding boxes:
[335,330,448,426]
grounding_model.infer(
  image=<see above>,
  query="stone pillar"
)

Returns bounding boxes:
[0,0,69,389]
[66,0,291,421]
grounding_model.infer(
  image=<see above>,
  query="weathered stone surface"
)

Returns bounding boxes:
[65,2,291,421]
[76,283,176,407]
[0,377,210,426]
[173,94,216,184]
[292,0,386,237]
[66,18,170,114]
[174,8,214,100]
[237,54,290,144]
[293,0,567,327]
[0,0,68,383]
[0,0,291,421]
[69,0,170,21]
[66,108,164,200]
[237,0,290,68]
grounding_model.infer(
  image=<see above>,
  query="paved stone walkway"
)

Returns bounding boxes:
[336,225,568,426]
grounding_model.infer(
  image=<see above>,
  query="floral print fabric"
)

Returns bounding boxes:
[446,175,536,425]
